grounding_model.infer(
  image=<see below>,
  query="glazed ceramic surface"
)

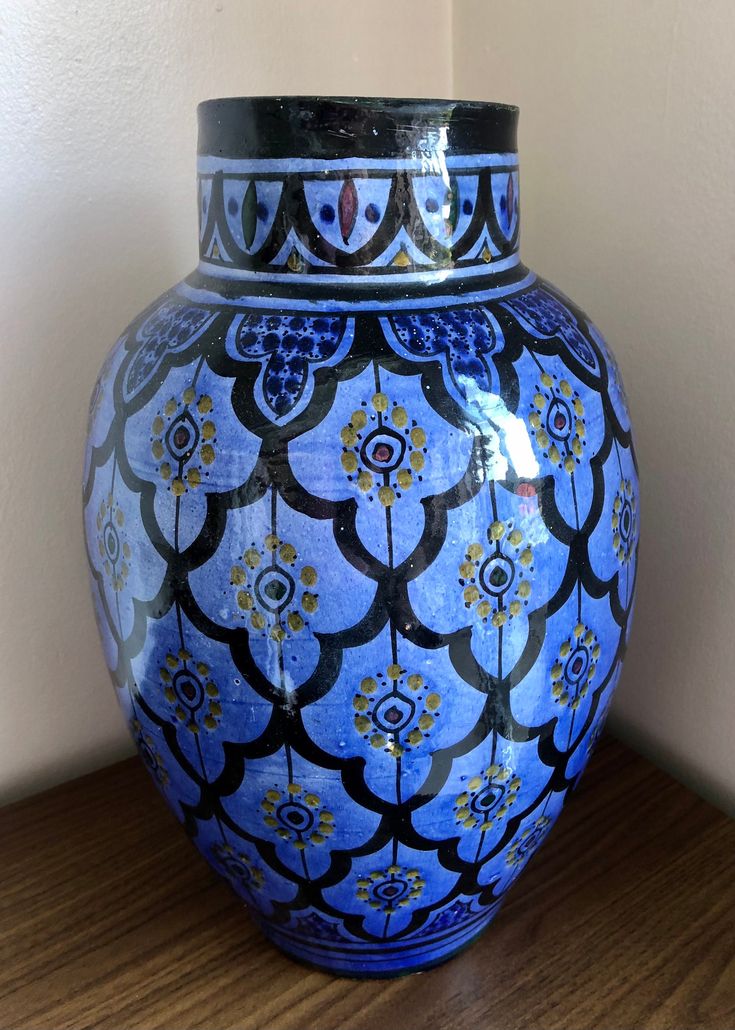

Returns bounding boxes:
[83,98,638,977]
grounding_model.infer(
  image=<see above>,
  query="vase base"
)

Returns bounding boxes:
[257,902,503,979]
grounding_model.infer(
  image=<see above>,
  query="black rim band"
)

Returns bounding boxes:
[197,96,519,159]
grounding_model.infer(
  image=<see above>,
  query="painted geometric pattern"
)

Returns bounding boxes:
[197,157,520,279]
[83,276,637,973]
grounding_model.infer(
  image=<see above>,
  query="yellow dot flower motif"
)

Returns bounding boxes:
[529,372,586,476]
[130,718,169,787]
[353,666,441,756]
[229,533,318,641]
[506,815,552,867]
[211,842,265,893]
[150,386,216,496]
[355,865,425,912]
[261,783,334,849]
[453,763,521,832]
[96,493,131,592]
[158,649,221,733]
[612,478,637,564]
[550,623,600,710]
[339,393,427,506]
[459,519,533,626]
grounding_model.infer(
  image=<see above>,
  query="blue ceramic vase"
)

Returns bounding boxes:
[83,97,638,977]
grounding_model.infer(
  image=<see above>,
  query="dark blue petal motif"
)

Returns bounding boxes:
[503,288,601,374]
[124,303,217,402]
[286,912,346,943]
[232,314,348,418]
[386,308,502,399]
[423,899,477,935]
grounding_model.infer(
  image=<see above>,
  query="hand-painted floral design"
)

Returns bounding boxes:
[494,170,518,236]
[339,392,427,507]
[150,386,216,496]
[287,911,346,942]
[96,494,132,592]
[124,303,217,402]
[613,478,637,564]
[423,899,477,935]
[230,534,318,640]
[261,784,334,849]
[459,519,533,626]
[386,308,503,397]
[529,371,586,475]
[211,842,265,894]
[131,719,169,787]
[232,313,348,417]
[580,695,614,776]
[551,623,600,710]
[353,665,441,756]
[88,341,121,435]
[159,649,221,732]
[506,814,552,867]
[504,288,600,374]
[356,865,425,912]
[453,763,521,832]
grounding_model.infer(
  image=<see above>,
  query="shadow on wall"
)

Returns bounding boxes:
[496,83,735,817]
[1,181,193,804]
[601,254,735,817]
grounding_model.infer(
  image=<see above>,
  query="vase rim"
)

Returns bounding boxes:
[197,96,519,160]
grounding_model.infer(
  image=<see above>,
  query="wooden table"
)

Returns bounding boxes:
[1,736,733,1030]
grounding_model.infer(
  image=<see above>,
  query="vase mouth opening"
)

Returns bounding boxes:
[197,96,519,160]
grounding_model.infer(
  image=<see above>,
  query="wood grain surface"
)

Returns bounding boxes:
[1,736,733,1030]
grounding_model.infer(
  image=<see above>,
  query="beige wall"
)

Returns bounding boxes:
[3,1,734,812]
[454,0,735,812]
[0,0,452,802]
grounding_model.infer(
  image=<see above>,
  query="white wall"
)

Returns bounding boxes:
[0,0,452,803]
[4,0,735,814]
[454,0,735,813]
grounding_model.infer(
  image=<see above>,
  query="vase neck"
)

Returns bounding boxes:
[194,97,522,303]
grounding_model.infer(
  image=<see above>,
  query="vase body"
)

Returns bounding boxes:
[83,98,638,977]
